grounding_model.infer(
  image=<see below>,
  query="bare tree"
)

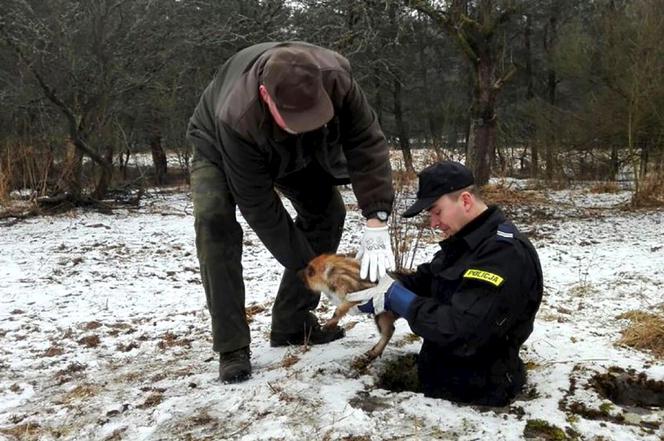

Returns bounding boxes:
[407,0,519,185]
[1,0,180,201]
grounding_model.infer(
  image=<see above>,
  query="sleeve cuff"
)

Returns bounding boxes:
[386,283,417,317]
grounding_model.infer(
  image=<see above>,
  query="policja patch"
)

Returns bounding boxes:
[463,269,505,287]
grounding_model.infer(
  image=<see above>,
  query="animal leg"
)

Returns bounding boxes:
[323,301,358,329]
[352,312,397,370]
[366,312,396,359]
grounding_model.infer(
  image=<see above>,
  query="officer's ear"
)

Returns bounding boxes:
[460,191,473,211]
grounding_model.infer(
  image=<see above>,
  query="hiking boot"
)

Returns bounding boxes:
[219,346,251,383]
[270,321,345,347]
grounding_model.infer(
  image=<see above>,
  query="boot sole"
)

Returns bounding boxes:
[220,371,251,383]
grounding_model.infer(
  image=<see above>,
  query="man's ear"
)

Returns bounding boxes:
[258,84,269,103]
[461,191,473,211]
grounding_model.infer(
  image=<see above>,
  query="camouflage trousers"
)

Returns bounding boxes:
[190,151,345,353]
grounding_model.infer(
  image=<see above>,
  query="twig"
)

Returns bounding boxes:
[541,358,610,367]
[267,381,279,394]
[302,322,313,352]
[224,421,251,438]
[388,430,445,440]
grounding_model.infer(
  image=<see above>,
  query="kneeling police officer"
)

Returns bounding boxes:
[349,161,543,406]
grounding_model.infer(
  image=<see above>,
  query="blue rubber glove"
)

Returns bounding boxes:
[346,276,417,318]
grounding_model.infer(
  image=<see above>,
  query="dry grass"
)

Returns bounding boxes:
[617,309,664,358]
[43,346,64,357]
[0,158,9,205]
[391,167,417,186]
[82,321,102,330]
[393,332,421,348]
[281,351,300,368]
[245,303,266,323]
[137,392,164,409]
[157,331,192,350]
[589,181,621,194]
[60,384,99,404]
[0,143,55,201]
[631,176,664,208]
[77,334,101,348]
[389,164,426,271]
[0,422,42,440]
[480,181,545,205]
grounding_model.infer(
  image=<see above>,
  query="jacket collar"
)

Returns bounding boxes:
[438,205,505,251]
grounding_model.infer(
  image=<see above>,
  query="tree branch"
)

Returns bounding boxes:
[405,0,479,63]
[493,64,518,91]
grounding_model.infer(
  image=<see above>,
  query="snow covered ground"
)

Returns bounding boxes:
[1,175,663,440]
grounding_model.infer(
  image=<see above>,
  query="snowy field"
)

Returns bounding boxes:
[1,172,663,440]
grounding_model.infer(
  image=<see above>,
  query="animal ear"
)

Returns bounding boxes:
[324,264,336,279]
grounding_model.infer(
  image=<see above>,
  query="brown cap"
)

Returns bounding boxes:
[262,47,334,133]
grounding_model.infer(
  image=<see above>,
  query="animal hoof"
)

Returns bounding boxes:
[351,352,376,371]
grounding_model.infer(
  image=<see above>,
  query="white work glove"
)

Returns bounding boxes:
[356,225,395,282]
[346,275,396,316]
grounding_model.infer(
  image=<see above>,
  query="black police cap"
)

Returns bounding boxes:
[402,161,475,218]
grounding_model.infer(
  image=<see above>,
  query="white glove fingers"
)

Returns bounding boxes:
[376,256,386,279]
[360,255,370,279]
[369,253,379,282]
[374,292,386,315]
[385,250,395,271]
[346,286,378,302]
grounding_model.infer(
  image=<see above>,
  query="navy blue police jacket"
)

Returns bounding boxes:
[398,206,543,405]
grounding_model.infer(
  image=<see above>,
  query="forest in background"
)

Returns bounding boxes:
[1,0,663,208]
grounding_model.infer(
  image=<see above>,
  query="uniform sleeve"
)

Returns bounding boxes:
[404,242,535,358]
[394,261,434,298]
[218,123,315,270]
[337,77,394,218]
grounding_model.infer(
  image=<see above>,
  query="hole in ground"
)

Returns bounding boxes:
[376,353,420,393]
[590,367,664,408]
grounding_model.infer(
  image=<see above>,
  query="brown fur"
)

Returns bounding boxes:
[300,254,398,367]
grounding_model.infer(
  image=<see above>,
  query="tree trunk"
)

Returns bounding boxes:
[373,69,383,127]
[544,14,558,180]
[92,144,113,200]
[92,160,113,200]
[419,42,440,154]
[150,127,167,185]
[71,136,113,200]
[639,144,648,179]
[545,139,555,181]
[393,78,414,173]
[524,13,538,176]
[59,141,83,197]
[524,14,535,101]
[467,56,496,186]
[610,144,620,179]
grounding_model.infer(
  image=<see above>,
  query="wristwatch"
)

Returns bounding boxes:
[370,211,389,222]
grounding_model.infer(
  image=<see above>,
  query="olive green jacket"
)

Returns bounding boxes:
[187,41,393,270]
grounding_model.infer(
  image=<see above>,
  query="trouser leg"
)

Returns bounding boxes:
[271,172,346,334]
[191,153,249,353]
